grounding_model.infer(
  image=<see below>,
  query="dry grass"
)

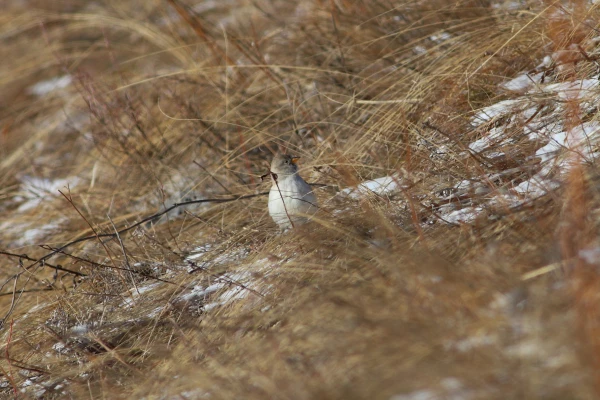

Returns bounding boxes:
[1,0,600,398]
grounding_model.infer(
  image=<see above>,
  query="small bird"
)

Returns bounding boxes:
[268,153,318,229]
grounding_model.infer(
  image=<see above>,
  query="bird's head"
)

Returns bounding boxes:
[270,153,300,176]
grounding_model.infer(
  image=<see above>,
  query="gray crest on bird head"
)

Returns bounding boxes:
[270,153,300,175]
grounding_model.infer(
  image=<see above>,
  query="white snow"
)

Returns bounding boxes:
[0,220,65,247]
[579,247,600,264]
[513,177,559,199]
[186,244,214,261]
[535,121,600,176]
[389,377,470,400]
[121,282,164,308]
[52,342,66,353]
[27,75,72,96]
[468,127,506,153]
[70,324,90,335]
[180,272,250,302]
[447,334,496,353]
[186,244,250,272]
[390,390,437,400]
[17,176,81,212]
[203,269,266,310]
[501,72,544,92]
[0,177,78,247]
[179,258,272,311]
[442,207,483,224]
[430,32,451,43]
[541,79,599,101]
[148,306,166,318]
[340,175,402,199]
[471,99,525,126]
[414,45,427,55]
[492,1,523,10]
[445,60,600,229]
[524,119,564,142]
[541,55,553,68]
[453,180,472,190]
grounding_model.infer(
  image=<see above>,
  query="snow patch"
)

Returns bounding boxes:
[541,79,599,101]
[121,282,164,308]
[442,207,483,224]
[447,334,496,353]
[178,258,273,311]
[28,75,72,96]
[513,177,560,199]
[186,244,250,271]
[340,175,402,199]
[413,45,427,55]
[501,72,544,93]
[535,121,600,176]
[468,127,506,153]
[17,176,81,212]
[579,247,600,264]
[0,220,65,247]
[430,32,451,43]
[471,99,526,126]
[389,378,470,400]
[390,390,437,400]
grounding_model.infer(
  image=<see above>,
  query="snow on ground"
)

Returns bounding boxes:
[16,176,81,212]
[0,220,65,247]
[121,281,165,308]
[186,243,250,272]
[27,75,72,97]
[413,45,427,55]
[178,257,272,312]
[442,207,484,224]
[429,32,451,43]
[468,127,507,153]
[512,176,560,199]
[337,69,598,227]
[470,99,528,126]
[434,50,600,225]
[340,175,403,199]
[389,378,472,400]
[579,246,600,266]
[543,79,599,101]
[0,176,81,247]
[536,121,600,171]
[500,72,545,93]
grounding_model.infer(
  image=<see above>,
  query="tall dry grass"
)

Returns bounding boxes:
[1,0,600,398]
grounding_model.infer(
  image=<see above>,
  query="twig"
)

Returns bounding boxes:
[521,261,562,280]
[186,260,265,298]
[24,192,269,271]
[0,288,55,297]
[4,319,18,398]
[39,245,173,284]
[0,251,86,277]
[59,189,120,275]
[107,215,137,293]
[166,0,236,65]
[0,192,269,323]
[193,160,232,194]
[271,171,296,229]
[0,192,271,325]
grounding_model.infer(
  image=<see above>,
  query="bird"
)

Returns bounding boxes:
[268,153,318,230]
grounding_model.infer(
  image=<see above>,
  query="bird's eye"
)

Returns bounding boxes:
[285,160,290,164]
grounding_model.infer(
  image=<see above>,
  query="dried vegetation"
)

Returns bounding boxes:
[1,0,600,398]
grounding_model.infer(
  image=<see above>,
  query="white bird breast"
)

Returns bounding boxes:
[268,174,318,229]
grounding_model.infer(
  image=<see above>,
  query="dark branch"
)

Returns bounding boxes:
[0,251,86,277]
[25,192,270,270]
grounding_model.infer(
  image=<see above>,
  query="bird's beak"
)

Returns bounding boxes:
[291,157,300,164]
